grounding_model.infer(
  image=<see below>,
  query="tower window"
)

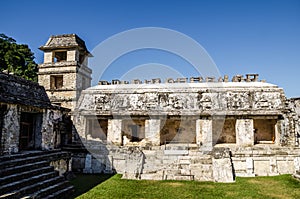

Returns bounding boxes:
[79,53,85,64]
[53,51,67,62]
[50,75,63,89]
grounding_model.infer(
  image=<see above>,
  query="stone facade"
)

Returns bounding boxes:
[72,73,300,182]
[76,79,286,146]
[0,72,71,155]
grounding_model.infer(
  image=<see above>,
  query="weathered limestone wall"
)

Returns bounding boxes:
[41,109,67,150]
[71,143,300,181]
[284,98,300,147]
[229,146,300,177]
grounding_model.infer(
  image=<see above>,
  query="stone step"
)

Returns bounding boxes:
[0,166,54,186]
[27,181,71,199]
[190,164,212,171]
[43,185,74,199]
[140,173,163,181]
[164,169,181,175]
[0,171,58,195]
[164,174,194,181]
[2,176,64,199]
[0,150,73,199]
[0,151,70,170]
[0,160,49,177]
[62,143,88,153]
[191,157,212,164]
[0,150,61,162]
[164,150,189,155]
[138,148,214,182]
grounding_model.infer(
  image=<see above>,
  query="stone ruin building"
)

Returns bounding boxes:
[0,72,74,198]
[75,73,300,182]
[1,33,300,197]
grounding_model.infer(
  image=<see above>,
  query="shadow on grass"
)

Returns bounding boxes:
[69,173,115,198]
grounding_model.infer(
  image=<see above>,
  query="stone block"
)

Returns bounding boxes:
[212,158,235,182]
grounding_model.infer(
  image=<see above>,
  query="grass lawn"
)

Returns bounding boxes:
[70,174,300,199]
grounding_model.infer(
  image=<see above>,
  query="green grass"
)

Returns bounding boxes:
[70,174,300,199]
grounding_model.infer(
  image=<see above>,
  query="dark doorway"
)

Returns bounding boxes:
[60,114,73,146]
[19,112,43,150]
[122,119,145,143]
[130,125,140,142]
[254,119,276,144]
[20,112,34,150]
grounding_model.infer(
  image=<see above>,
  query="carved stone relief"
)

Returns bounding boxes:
[79,89,284,114]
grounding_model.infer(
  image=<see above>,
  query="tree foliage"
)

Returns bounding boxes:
[0,33,38,82]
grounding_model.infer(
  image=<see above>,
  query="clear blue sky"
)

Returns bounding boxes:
[1,0,299,97]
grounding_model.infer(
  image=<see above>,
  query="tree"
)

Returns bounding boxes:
[0,33,38,82]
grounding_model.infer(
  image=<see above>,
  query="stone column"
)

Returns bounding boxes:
[197,119,213,151]
[236,118,254,146]
[196,119,202,146]
[145,119,161,146]
[78,115,87,139]
[107,119,122,145]
[275,120,282,145]
[1,104,20,154]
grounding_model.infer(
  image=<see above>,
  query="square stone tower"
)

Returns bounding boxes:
[38,34,92,110]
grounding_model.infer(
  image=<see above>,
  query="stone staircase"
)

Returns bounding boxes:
[139,145,214,181]
[0,150,74,199]
[163,156,195,180]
